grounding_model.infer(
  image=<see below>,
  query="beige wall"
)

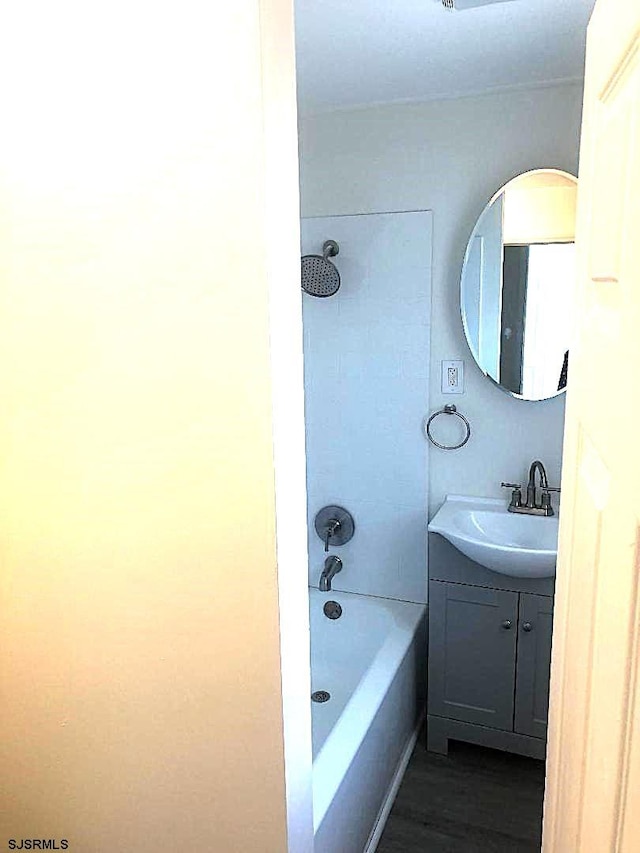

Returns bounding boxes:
[0,1,308,850]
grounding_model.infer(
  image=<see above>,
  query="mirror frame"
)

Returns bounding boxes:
[460,168,578,402]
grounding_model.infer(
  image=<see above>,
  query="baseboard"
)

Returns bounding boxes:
[363,712,424,853]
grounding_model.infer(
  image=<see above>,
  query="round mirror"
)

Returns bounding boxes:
[460,169,578,401]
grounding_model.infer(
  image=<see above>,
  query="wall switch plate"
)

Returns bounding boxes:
[441,360,464,394]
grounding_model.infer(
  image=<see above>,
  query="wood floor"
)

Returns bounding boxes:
[376,732,546,853]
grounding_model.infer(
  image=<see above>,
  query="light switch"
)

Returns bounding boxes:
[441,360,464,394]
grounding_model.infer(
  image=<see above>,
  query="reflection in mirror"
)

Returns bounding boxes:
[461,169,578,401]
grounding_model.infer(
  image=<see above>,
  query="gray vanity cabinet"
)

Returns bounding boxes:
[514,593,554,739]
[428,583,519,731]
[427,535,555,760]
[428,581,553,758]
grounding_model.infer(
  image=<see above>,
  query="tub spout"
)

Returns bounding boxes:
[319,556,342,592]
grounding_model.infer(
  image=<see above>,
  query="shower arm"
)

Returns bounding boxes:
[322,239,339,260]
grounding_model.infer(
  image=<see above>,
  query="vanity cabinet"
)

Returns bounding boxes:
[427,534,554,759]
[514,592,553,740]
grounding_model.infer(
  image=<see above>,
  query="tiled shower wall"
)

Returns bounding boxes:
[301,211,432,604]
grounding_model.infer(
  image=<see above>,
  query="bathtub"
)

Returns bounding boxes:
[309,587,427,853]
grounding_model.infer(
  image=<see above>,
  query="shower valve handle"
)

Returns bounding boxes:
[314,506,355,553]
[324,519,341,552]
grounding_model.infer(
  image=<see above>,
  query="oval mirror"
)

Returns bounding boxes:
[460,169,578,401]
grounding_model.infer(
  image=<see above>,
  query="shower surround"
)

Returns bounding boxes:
[301,210,432,604]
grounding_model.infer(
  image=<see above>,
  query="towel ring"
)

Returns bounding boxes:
[424,404,471,450]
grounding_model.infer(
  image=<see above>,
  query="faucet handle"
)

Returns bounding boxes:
[324,518,341,552]
[541,486,561,516]
[315,506,355,552]
[501,482,523,509]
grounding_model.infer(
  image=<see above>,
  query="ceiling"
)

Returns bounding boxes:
[294,0,596,115]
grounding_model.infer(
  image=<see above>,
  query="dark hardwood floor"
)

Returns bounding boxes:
[377,731,546,853]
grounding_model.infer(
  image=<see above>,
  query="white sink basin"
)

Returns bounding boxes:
[428,495,558,579]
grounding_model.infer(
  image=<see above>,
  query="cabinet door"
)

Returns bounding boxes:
[514,593,554,739]
[429,582,518,730]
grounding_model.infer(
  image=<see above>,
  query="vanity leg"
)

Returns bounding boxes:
[426,716,449,755]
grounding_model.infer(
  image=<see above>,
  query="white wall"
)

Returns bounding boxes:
[0,2,311,851]
[299,82,583,514]
[302,212,432,603]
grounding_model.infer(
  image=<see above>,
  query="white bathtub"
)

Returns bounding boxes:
[309,587,427,853]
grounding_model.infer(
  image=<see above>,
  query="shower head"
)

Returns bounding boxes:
[301,239,341,297]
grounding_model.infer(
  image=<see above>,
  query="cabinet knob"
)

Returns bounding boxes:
[522,621,533,632]
[501,620,512,630]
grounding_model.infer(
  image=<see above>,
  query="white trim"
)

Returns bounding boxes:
[299,76,584,119]
[363,714,425,853]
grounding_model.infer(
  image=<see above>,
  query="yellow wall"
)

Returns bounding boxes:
[0,2,301,850]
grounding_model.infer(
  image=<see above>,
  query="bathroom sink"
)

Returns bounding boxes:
[428,495,558,578]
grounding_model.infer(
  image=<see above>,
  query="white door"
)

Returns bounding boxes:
[543,0,640,850]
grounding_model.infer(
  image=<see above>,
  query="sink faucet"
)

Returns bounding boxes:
[319,555,342,592]
[527,460,549,508]
[501,460,561,516]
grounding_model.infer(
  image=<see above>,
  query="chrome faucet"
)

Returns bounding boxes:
[501,460,561,516]
[319,555,342,592]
